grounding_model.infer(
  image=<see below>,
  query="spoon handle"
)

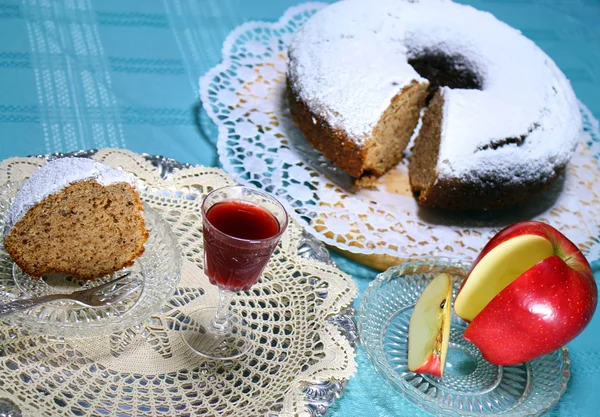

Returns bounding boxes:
[0,293,66,316]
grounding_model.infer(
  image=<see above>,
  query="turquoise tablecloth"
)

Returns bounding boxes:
[1,0,599,416]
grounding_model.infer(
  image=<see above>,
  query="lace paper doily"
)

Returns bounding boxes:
[200,2,600,269]
[0,149,358,417]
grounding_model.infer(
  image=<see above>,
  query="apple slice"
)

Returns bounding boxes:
[408,272,452,377]
[454,233,553,321]
[454,221,597,365]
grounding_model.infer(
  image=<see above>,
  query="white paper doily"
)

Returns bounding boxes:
[200,2,600,268]
[0,149,358,417]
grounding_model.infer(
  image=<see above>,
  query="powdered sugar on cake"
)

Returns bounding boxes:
[288,0,580,183]
[4,158,134,235]
[288,3,426,144]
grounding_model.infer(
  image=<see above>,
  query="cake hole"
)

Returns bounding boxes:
[407,50,483,96]
[476,123,540,152]
[477,135,526,151]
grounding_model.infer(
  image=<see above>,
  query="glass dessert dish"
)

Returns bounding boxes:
[0,182,183,338]
[357,257,570,417]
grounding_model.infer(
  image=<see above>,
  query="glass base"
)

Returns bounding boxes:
[385,314,532,412]
[181,307,255,360]
[0,398,21,417]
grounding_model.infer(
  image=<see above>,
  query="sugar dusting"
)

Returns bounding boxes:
[287,0,581,183]
[4,158,134,235]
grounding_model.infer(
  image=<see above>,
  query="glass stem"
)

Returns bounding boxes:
[211,288,235,334]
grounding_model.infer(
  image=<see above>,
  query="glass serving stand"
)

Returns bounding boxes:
[358,257,570,417]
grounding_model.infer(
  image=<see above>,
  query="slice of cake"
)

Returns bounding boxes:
[3,158,149,281]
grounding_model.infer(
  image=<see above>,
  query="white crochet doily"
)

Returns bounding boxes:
[0,149,357,417]
[200,2,600,268]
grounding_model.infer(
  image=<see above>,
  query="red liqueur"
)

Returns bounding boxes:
[203,201,281,291]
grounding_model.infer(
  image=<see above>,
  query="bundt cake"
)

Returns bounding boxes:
[287,0,581,210]
[3,158,149,281]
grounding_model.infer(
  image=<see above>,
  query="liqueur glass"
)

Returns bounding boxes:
[182,185,288,360]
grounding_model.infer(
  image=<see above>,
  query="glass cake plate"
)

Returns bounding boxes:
[357,257,571,417]
[0,181,183,338]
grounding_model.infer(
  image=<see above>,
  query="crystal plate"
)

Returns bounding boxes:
[358,258,570,417]
[0,181,183,338]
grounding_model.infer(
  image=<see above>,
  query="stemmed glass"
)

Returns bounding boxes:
[182,185,289,360]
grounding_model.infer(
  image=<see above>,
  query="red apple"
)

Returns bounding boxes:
[408,272,452,377]
[454,221,597,365]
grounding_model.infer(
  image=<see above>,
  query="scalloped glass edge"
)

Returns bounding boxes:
[357,257,571,417]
